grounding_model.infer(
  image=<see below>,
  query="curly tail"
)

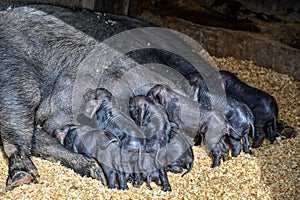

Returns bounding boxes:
[250,122,255,139]
[181,149,194,177]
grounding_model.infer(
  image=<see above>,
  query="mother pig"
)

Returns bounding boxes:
[0,4,223,190]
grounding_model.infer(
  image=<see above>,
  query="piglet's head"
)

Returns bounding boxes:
[83,88,112,118]
[147,84,174,107]
[147,84,164,104]
[52,124,77,145]
[219,70,239,90]
[129,95,152,126]
[187,73,204,101]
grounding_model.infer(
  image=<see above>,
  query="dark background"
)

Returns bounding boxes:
[1,0,299,80]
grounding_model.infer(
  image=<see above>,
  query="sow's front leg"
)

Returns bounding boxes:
[31,129,105,183]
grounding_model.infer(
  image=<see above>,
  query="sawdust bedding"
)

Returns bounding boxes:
[0,57,299,199]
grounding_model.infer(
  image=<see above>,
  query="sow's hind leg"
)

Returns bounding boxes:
[0,72,41,190]
[31,128,106,185]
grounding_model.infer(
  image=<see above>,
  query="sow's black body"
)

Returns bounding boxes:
[0,5,205,190]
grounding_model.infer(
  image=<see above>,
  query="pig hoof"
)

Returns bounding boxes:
[252,137,264,148]
[133,181,143,187]
[108,184,118,189]
[212,164,218,168]
[252,143,261,148]
[29,169,40,180]
[232,153,239,157]
[120,184,129,190]
[163,185,172,192]
[6,171,37,191]
[245,150,253,155]
[90,166,107,186]
[147,184,153,190]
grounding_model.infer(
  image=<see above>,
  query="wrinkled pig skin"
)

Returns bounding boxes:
[84,89,172,191]
[147,84,229,167]
[188,73,255,157]
[219,70,278,148]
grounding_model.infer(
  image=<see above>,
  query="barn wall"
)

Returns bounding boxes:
[0,0,131,14]
[1,0,299,80]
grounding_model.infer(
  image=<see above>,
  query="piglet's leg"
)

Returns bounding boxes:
[211,138,229,168]
[266,122,276,144]
[212,154,221,168]
[229,137,242,157]
[100,165,117,189]
[252,126,265,148]
[159,168,172,192]
[117,171,129,190]
[242,134,252,154]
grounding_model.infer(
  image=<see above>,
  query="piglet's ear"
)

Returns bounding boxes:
[83,100,102,118]
[221,78,226,90]
[191,85,199,101]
